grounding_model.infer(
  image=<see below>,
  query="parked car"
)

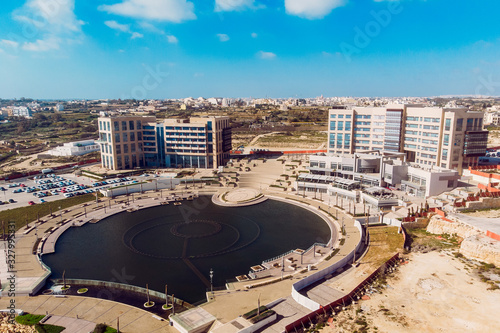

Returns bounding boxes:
[8,199,15,203]
[28,201,35,205]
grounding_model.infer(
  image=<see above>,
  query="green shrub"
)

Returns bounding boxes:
[15,314,45,325]
[249,310,276,324]
[242,306,268,319]
[35,324,66,333]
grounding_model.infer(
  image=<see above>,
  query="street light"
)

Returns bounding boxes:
[209,268,214,297]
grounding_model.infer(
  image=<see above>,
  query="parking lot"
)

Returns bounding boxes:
[0,172,139,212]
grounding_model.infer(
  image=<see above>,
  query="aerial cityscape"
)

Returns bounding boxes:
[0,1,500,333]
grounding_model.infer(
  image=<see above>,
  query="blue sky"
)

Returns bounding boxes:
[0,0,499,99]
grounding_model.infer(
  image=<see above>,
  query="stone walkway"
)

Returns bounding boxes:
[1,156,373,332]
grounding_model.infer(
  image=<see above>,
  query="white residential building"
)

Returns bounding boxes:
[46,140,100,157]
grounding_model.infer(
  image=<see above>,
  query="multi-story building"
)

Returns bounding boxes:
[298,152,460,199]
[162,117,231,169]
[328,105,487,174]
[8,106,32,118]
[97,115,231,170]
[46,139,100,157]
[98,115,156,170]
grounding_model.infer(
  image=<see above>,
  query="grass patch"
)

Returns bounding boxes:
[325,248,340,260]
[35,324,66,333]
[93,323,117,333]
[362,226,405,267]
[0,194,96,231]
[16,314,45,325]
[405,228,461,252]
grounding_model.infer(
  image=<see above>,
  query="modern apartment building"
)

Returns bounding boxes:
[97,115,231,170]
[328,105,487,174]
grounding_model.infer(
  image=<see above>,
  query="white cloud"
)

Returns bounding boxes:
[285,0,346,19]
[0,40,19,48]
[258,51,276,59]
[215,0,258,12]
[139,21,164,34]
[105,20,131,33]
[217,34,230,42]
[22,37,60,52]
[131,32,144,39]
[105,20,144,39]
[251,32,258,38]
[167,35,178,44]
[11,0,84,52]
[98,0,196,23]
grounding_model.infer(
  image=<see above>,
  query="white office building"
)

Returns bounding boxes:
[46,140,100,157]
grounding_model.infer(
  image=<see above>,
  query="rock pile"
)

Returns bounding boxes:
[0,313,36,333]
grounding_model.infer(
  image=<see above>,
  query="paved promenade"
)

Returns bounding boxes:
[1,157,370,332]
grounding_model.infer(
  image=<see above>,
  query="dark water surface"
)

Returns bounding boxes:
[42,196,330,303]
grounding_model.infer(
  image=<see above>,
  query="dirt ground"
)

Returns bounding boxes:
[488,129,500,147]
[462,209,500,218]
[321,251,500,333]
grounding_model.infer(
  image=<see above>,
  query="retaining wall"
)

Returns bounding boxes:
[291,220,365,311]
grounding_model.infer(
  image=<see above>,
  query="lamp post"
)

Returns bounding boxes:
[209,268,214,297]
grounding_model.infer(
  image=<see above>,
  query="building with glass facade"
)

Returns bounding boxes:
[97,115,231,170]
[328,105,487,174]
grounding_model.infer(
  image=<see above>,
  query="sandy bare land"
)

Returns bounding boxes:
[322,251,500,333]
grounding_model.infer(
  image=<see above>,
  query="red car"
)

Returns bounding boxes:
[28,201,35,205]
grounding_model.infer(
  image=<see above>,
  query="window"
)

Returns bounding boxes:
[344,134,351,148]
[337,121,344,131]
[466,118,474,131]
[330,114,336,118]
[345,121,351,131]
[114,121,119,131]
[129,121,134,130]
[130,132,135,141]
[346,115,352,119]
[337,133,343,147]
[131,143,136,153]
[121,121,127,131]
[443,134,449,146]
[338,115,344,119]
[330,121,336,131]
[116,145,121,154]
[442,149,448,160]
[114,133,120,143]
[445,118,451,131]
[124,144,129,153]
[456,118,463,131]
[137,132,142,140]
[123,133,128,142]
[107,122,110,131]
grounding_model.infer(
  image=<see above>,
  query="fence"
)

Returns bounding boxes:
[290,220,365,311]
[0,158,100,181]
[285,252,400,333]
[50,278,193,309]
